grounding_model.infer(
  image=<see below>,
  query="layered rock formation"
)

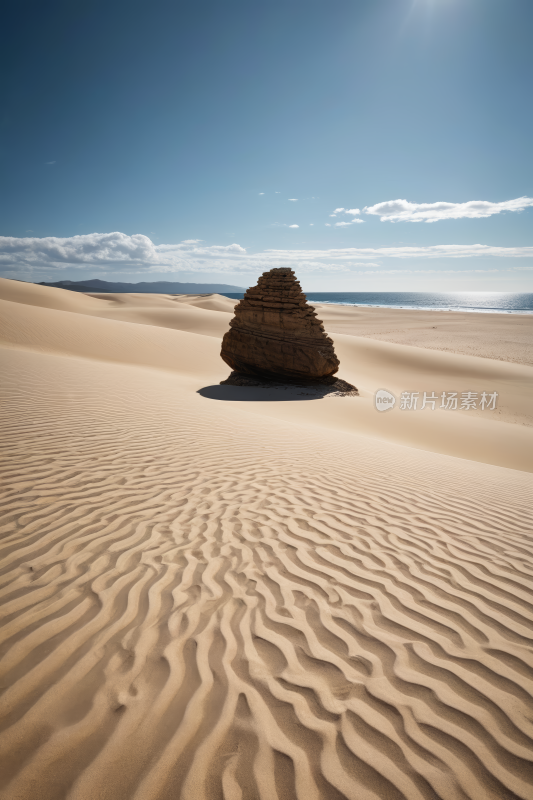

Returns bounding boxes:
[220,268,340,382]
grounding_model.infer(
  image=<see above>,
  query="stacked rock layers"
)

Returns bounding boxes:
[220,267,340,382]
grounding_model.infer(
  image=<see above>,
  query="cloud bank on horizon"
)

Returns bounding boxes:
[1,232,532,279]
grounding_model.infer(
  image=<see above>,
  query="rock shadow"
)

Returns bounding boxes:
[198,376,358,403]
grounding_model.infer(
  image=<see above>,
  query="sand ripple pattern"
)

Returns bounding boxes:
[1,351,533,800]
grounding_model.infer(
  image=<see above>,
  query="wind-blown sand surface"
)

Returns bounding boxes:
[1,279,532,800]
[313,304,533,367]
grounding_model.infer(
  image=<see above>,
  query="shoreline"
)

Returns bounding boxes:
[221,291,533,316]
[313,301,533,315]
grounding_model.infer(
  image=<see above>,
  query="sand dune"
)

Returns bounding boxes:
[0,280,236,315]
[0,280,532,800]
[0,280,234,339]
[1,281,532,471]
[0,296,225,377]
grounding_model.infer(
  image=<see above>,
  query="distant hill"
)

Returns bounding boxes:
[37,278,247,294]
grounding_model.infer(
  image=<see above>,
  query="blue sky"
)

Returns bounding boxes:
[1,0,532,290]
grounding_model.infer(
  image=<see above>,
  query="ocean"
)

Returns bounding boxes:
[220,292,533,314]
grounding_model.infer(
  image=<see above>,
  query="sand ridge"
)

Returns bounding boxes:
[0,280,532,799]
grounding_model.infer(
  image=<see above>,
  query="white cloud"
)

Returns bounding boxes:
[331,208,360,216]
[364,196,533,223]
[288,224,299,228]
[0,233,248,276]
[275,192,280,194]
[329,208,362,225]
[0,232,158,266]
[325,223,331,227]
[345,268,502,275]
[288,198,298,202]
[293,263,350,273]
[258,192,265,195]
[265,244,533,260]
[309,224,314,226]
[1,233,531,280]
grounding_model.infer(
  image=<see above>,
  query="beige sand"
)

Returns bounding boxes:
[314,303,533,367]
[1,279,532,800]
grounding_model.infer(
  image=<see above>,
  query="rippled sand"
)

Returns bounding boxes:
[1,280,532,799]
